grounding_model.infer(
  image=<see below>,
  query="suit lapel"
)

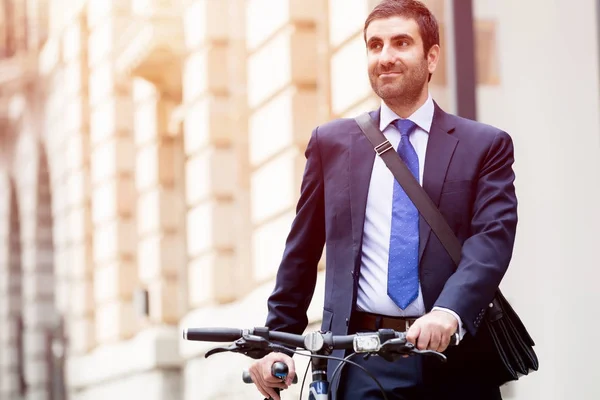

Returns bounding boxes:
[350,110,378,270]
[418,102,459,260]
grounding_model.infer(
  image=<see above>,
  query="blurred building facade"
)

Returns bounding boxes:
[0,0,599,399]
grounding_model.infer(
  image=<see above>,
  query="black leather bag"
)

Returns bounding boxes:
[483,289,538,383]
[354,112,538,385]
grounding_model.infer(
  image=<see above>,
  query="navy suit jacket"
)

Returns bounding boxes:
[265,102,518,381]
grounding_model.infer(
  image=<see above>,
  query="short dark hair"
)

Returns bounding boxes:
[364,0,440,56]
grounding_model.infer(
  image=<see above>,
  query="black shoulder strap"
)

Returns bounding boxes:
[354,112,462,266]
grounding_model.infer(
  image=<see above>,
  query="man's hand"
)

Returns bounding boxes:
[406,310,458,352]
[248,352,296,400]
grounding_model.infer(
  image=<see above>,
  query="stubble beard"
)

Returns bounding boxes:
[369,61,429,108]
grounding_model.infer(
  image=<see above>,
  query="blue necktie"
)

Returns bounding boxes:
[387,119,420,310]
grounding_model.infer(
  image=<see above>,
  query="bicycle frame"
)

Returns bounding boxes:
[306,350,330,400]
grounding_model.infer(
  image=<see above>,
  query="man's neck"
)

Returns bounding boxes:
[383,89,429,119]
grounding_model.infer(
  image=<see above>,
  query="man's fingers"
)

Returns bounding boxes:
[264,380,287,390]
[416,326,431,351]
[264,357,293,389]
[256,370,281,400]
[255,367,272,393]
[264,356,294,388]
[265,387,280,400]
[406,324,421,345]
[439,332,451,352]
[410,311,461,352]
[261,366,287,389]
[249,369,270,399]
[428,329,441,352]
[283,359,296,386]
[247,353,296,400]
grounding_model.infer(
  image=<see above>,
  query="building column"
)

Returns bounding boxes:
[87,0,138,345]
[133,77,185,326]
[65,3,184,399]
[182,0,237,308]
[228,0,253,299]
[246,0,319,282]
[13,127,54,400]
[25,0,49,49]
[37,13,87,400]
[0,174,25,400]
[39,11,96,364]
[6,0,28,54]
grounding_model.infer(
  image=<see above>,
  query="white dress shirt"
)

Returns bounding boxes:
[356,94,465,339]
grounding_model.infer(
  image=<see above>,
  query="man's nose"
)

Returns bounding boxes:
[379,46,396,66]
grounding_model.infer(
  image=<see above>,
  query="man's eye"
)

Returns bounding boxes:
[370,43,382,50]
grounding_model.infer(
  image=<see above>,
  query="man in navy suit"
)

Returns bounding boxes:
[248,1,517,399]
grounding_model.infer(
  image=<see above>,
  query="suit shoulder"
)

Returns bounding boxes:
[451,115,512,142]
[313,117,359,138]
[305,117,361,150]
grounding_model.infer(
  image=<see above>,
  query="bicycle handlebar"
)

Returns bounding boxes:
[184,326,459,400]
[183,326,458,356]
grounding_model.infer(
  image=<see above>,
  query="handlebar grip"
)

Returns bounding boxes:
[271,362,288,380]
[241,363,298,384]
[183,328,243,342]
[450,332,459,346]
[273,362,298,383]
[242,370,253,383]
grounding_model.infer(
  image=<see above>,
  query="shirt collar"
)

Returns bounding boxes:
[379,94,435,133]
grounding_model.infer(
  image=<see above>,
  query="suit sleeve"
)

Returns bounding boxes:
[265,127,326,334]
[433,130,518,336]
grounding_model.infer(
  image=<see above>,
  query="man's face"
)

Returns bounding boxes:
[365,16,438,102]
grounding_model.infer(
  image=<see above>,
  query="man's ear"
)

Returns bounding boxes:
[427,44,441,75]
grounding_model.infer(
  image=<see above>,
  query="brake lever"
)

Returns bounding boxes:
[205,335,273,360]
[205,343,240,358]
[410,348,448,362]
[377,339,448,362]
[377,338,412,362]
